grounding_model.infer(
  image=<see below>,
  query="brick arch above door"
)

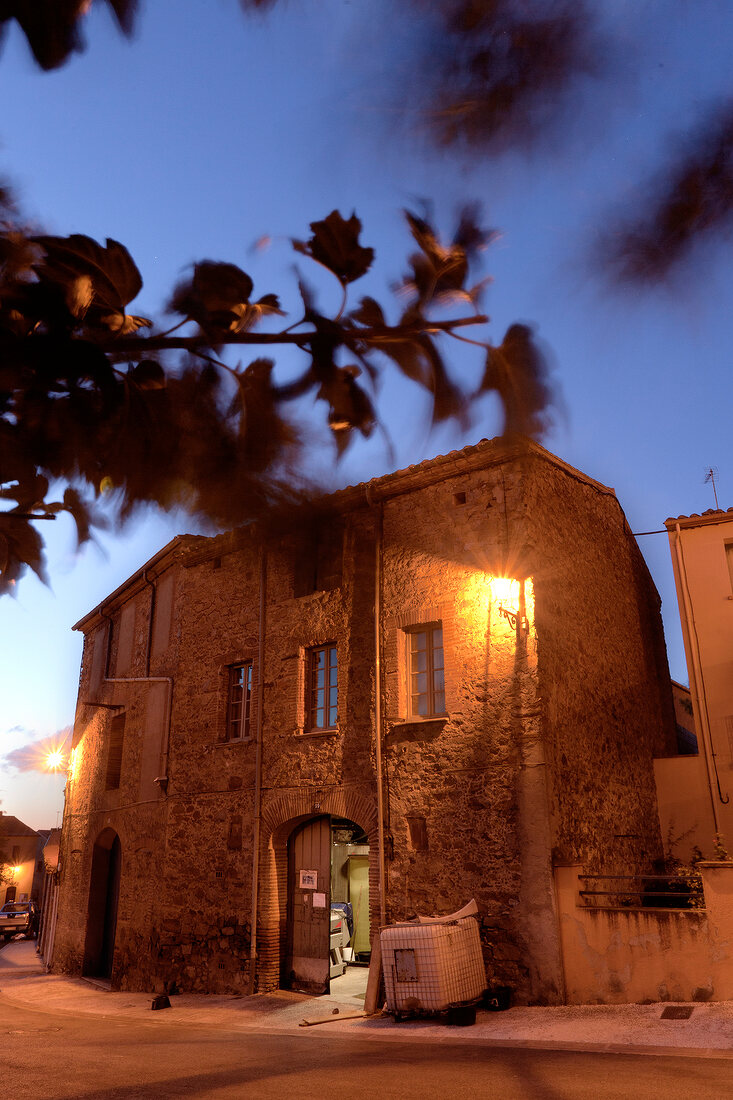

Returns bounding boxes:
[255,786,378,993]
[262,786,378,842]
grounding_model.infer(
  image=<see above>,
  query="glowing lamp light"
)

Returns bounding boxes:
[45,748,66,772]
[489,576,527,632]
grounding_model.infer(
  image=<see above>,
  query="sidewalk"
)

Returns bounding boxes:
[2,939,733,1058]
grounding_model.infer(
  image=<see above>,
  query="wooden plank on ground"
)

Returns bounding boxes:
[363,934,383,1016]
[299,1010,365,1027]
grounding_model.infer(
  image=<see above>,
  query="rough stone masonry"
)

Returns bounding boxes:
[53,438,677,1004]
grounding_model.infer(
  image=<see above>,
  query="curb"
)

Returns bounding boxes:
[2,980,733,1060]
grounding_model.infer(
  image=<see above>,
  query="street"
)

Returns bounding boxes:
[2,998,732,1100]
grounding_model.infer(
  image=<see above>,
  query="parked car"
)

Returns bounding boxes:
[0,900,37,941]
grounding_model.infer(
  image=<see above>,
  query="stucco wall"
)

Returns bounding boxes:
[654,755,717,864]
[667,515,733,844]
[557,863,733,1004]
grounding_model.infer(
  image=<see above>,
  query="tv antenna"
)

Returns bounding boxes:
[704,466,720,509]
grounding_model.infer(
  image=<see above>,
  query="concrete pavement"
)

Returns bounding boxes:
[2,938,733,1058]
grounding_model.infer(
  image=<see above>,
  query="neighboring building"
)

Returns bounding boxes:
[53,439,677,1004]
[0,814,40,904]
[671,681,697,755]
[662,508,733,853]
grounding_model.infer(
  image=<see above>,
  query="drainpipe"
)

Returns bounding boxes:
[370,494,387,926]
[673,523,723,831]
[142,570,156,677]
[248,544,267,994]
[99,604,113,679]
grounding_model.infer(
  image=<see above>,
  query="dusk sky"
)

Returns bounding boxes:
[1,1,732,830]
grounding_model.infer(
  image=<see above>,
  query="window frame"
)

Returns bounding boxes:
[307,643,338,731]
[226,661,253,742]
[725,541,733,594]
[405,623,446,719]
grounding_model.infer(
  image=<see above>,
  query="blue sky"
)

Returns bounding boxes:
[1,1,732,829]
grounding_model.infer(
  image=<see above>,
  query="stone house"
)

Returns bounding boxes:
[53,438,677,1004]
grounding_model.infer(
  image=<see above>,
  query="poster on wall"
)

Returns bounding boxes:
[299,870,318,889]
[313,893,326,908]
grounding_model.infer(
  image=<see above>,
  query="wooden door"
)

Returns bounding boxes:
[286,816,330,993]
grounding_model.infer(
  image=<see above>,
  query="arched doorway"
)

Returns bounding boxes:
[285,816,370,994]
[82,829,121,979]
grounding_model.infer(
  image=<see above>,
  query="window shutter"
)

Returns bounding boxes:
[105,713,126,790]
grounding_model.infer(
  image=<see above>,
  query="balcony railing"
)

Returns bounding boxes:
[578,872,704,910]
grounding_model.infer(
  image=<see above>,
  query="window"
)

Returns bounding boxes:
[227,662,253,741]
[407,625,445,717]
[294,520,343,596]
[308,644,338,730]
[726,542,733,593]
[105,712,126,790]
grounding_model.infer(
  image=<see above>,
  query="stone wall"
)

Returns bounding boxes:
[523,455,676,877]
[54,441,677,1004]
[54,550,184,985]
[379,458,560,1001]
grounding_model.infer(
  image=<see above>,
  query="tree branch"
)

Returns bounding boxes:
[86,314,490,357]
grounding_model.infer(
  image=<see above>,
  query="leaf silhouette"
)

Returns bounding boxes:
[317,364,376,454]
[293,211,374,284]
[61,486,104,546]
[1,1,137,71]
[479,323,554,438]
[349,296,386,328]
[33,234,143,310]
[132,360,166,390]
[608,101,733,282]
[400,206,495,308]
[419,336,468,426]
[0,472,48,512]
[0,513,47,592]
[235,358,300,470]
[350,297,430,386]
[417,0,598,153]
[168,260,256,333]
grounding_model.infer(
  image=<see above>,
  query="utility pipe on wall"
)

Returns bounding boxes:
[248,545,267,995]
[142,570,157,678]
[373,500,387,927]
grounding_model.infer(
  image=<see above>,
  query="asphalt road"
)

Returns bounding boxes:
[2,998,732,1099]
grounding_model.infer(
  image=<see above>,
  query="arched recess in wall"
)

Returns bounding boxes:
[82,827,122,979]
[257,787,378,992]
